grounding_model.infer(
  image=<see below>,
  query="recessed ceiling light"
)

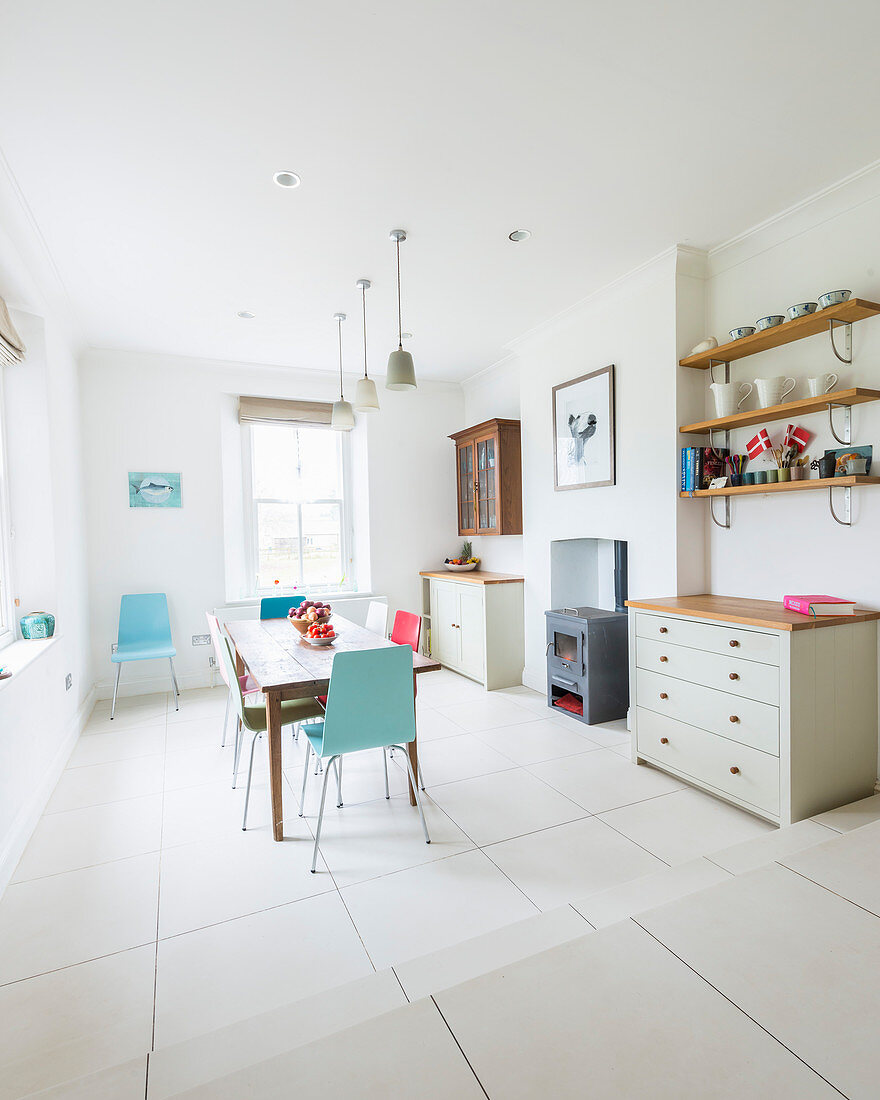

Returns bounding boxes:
[508,229,531,242]
[273,170,301,189]
[237,310,256,319]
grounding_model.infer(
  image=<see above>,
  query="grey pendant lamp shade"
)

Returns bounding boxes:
[330,313,355,431]
[386,229,417,390]
[353,279,380,412]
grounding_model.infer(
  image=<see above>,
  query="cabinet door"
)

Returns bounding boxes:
[475,433,498,534]
[456,443,476,535]
[431,581,461,669]
[457,585,485,680]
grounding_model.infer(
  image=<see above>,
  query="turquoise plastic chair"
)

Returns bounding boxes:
[299,645,429,872]
[111,593,178,719]
[260,595,305,619]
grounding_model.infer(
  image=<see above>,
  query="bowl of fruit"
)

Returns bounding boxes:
[288,599,333,634]
[304,621,337,646]
[445,541,480,572]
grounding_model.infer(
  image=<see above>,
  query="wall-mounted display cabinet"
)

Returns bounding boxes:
[450,418,522,536]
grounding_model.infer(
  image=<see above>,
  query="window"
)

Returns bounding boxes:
[243,421,354,596]
[0,371,13,650]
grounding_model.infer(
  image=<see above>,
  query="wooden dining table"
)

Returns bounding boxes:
[226,614,441,840]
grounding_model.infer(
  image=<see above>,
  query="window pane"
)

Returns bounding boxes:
[301,503,343,587]
[252,424,341,501]
[252,424,299,499]
[256,502,301,590]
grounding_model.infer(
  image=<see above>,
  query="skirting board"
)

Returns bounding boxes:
[94,666,213,701]
[0,684,96,897]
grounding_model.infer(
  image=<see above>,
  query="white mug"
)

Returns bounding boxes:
[806,373,838,397]
[710,381,753,418]
[754,376,796,407]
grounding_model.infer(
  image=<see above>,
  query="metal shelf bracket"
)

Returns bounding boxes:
[708,360,731,385]
[827,402,852,445]
[829,485,852,526]
[829,319,852,364]
[709,495,731,529]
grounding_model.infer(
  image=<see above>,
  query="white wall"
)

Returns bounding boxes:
[80,349,462,695]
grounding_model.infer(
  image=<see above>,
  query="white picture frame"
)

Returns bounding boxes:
[552,364,616,491]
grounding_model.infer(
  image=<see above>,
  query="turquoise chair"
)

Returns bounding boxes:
[260,595,305,619]
[218,636,325,831]
[111,593,178,719]
[299,645,430,873]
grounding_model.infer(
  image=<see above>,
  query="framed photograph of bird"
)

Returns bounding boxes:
[551,365,615,491]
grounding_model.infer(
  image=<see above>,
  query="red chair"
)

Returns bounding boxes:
[391,609,421,652]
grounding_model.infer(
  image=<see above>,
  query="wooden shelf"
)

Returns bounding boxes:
[679,388,880,435]
[679,299,880,369]
[680,475,880,499]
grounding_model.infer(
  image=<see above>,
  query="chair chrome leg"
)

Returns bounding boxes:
[382,748,390,799]
[221,692,231,748]
[333,757,343,808]
[417,758,426,792]
[241,731,260,830]
[311,755,337,873]
[168,659,180,711]
[293,722,299,743]
[110,664,122,720]
[231,719,243,788]
[393,744,431,844]
[299,743,311,816]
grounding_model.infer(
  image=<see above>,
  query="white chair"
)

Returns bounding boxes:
[364,600,389,637]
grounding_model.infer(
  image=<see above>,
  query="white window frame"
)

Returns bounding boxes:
[241,421,356,598]
[0,368,15,651]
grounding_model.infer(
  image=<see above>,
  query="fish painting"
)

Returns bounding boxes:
[128,471,182,508]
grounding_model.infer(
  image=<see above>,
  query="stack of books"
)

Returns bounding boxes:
[680,446,728,491]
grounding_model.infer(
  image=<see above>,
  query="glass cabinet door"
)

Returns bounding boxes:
[475,435,497,533]
[458,443,475,533]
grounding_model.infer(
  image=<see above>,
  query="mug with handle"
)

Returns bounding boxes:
[806,373,838,398]
[754,376,796,407]
[710,381,753,418]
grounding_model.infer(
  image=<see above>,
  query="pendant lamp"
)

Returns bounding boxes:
[386,229,417,390]
[331,312,355,431]
[353,278,380,412]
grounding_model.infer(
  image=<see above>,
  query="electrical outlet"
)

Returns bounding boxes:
[208,655,217,667]
[111,643,118,654]
[65,673,72,691]
[192,633,211,646]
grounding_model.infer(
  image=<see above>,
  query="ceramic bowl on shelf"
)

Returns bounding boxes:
[787,302,818,319]
[729,326,755,341]
[444,562,478,572]
[755,315,786,332]
[818,289,852,309]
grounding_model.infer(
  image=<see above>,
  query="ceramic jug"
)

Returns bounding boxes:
[710,381,753,418]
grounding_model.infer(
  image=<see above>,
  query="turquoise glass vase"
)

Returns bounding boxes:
[19,611,56,640]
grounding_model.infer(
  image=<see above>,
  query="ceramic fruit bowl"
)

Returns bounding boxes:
[729,326,755,341]
[288,599,333,632]
[787,302,818,319]
[305,634,337,646]
[445,562,478,572]
[818,289,852,309]
[304,622,337,646]
[755,315,786,331]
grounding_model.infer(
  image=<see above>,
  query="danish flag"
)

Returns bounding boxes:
[783,423,810,453]
[746,429,772,460]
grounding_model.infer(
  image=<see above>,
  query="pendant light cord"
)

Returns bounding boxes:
[362,283,368,379]
[396,237,403,350]
[337,315,344,399]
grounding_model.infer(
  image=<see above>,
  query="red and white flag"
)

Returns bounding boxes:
[784,423,810,453]
[746,428,771,460]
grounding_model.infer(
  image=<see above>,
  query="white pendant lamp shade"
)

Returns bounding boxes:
[386,229,417,391]
[331,312,355,431]
[353,278,380,411]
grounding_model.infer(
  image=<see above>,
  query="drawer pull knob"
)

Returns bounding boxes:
[659,692,668,700]
[729,640,739,648]
[659,627,668,634]
[660,737,669,744]
[729,672,739,681]
[730,766,740,775]
[659,655,668,663]
[729,715,739,723]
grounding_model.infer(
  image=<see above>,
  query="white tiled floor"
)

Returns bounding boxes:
[1,671,845,1095]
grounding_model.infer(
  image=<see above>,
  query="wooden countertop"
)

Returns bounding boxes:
[626,593,880,631]
[419,570,524,585]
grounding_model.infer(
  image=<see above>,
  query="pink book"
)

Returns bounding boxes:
[783,595,856,616]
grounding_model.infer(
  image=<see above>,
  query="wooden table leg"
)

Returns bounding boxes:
[407,673,418,807]
[266,690,285,840]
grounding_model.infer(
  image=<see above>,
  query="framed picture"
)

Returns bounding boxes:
[552,364,615,490]
[128,471,182,508]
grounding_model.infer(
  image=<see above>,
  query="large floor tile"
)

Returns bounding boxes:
[599,787,775,865]
[85,696,169,735]
[414,707,469,742]
[484,816,666,910]
[164,714,228,752]
[394,905,591,1001]
[147,969,406,1099]
[26,1057,148,1099]
[435,694,537,733]
[166,688,228,724]
[154,892,373,1047]
[781,819,880,917]
[340,849,537,969]
[572,857,731,929]
[416,732,516,786]
[289,745,410,809]
[12,795,164,882]
[175,998,484,1099]
[428,768,587,847]
[161,779,268,848]
[489,685,551,717]
[707,818,837,875]
[67,724,166,768]
[163,744,237,791]
[0,946,155,1100]
[0,853,159,985]
[415,669,485,707]
[475,717,599,766]
[529,749,686,814]
[637,863,880,1099]
[46,755,165,814]
[435,920,838,1099]
[576,717,631,748]
[304,795,474,888]
[812,792,880,833]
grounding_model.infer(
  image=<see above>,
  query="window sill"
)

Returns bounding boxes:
[0,635,60,684]
[224,592,376,609]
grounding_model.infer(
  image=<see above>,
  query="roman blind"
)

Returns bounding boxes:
[0,296,26,365]
[238,396,332,427]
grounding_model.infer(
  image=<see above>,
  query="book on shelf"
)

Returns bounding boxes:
[782,595,857,616]
[681,446,728,491]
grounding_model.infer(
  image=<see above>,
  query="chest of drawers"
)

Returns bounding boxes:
[627,596,879,826]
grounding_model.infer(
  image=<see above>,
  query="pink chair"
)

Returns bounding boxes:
[206,612,260,736]
[391,609,421,652]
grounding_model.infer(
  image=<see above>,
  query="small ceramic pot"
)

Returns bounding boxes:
[730,474,743,487]
[777,468,791,482]
[765,469,778,483]
[743,472,756,485]
[790,466,806,481]
[846,457,868,475]
[754,471,767,484]
[20,611,56,640]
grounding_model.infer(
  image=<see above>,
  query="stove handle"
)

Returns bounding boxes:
[561,607,579,616]
[553,676,578,689]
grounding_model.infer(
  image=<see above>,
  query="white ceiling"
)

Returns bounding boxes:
[3,0,880,381]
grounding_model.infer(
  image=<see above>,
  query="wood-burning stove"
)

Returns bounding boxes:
[544,606,629,724]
